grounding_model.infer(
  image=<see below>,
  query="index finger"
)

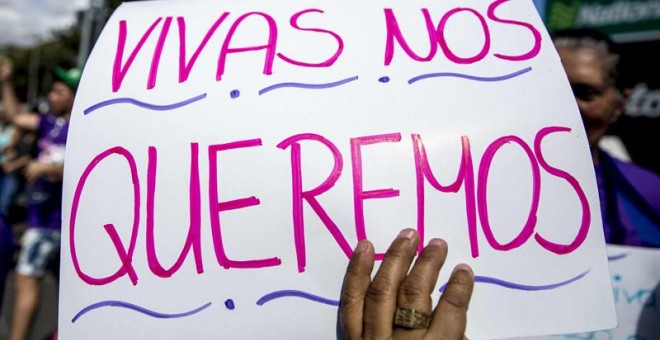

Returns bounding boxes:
[339,240,375,340]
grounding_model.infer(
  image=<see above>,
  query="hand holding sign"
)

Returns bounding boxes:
[340,229,474,340]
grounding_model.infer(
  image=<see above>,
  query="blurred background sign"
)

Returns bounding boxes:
[543,0,660,42]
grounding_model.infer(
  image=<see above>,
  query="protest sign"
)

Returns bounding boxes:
[59,0,617,338]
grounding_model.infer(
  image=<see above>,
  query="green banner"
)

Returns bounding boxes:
[545,0,660,40]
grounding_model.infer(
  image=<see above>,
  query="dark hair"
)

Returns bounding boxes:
[551,28,621,90]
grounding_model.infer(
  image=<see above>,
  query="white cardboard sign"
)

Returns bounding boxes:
[60,0,617,338]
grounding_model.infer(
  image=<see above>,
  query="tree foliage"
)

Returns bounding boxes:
[0,1,141,105]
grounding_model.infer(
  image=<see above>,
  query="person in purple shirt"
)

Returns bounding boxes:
[0,58,79,340]
[552,29,660,248]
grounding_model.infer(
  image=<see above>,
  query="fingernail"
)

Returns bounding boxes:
[453,263,473,276]
[398,228,415,239]
[427,238,445,247]
[354,240,369,254]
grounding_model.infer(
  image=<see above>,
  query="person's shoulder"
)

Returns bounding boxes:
[607,151,660,182]
[602,150,660,209]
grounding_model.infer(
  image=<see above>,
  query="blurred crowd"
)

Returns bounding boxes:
[0,94,39,225]
[0,57,77,340]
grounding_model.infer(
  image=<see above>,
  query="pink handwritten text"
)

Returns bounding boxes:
[70,126,589,285]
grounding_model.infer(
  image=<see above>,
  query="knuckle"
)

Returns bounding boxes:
[398,281,426,300]
[384,240,410,259]
[340,287,364,305]
[366,276,397,301]
[443,285,471,311]
[443,292,470,311]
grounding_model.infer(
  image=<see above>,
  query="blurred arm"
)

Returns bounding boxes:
[0,58,40,131]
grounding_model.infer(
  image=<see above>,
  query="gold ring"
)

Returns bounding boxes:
[393,307,431,329]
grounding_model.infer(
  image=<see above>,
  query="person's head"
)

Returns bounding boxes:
[552,28,624,157]
[48,66,81,116]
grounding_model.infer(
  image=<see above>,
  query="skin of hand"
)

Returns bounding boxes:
[0,57,41,131]
[0,57,12,83]
[25,161,48,183]
[339,229,474,340]
[3,154,30,173]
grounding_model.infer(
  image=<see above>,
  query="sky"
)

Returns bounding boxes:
[0,0,89,47]
[0,0,548,48]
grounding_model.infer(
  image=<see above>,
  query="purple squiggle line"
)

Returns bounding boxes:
[259,76,358,95]
[439,269,590,292]
[71,300,211,323]
[256,290,339,306]
[408,66,532,84]
[607,253,629,261]
[84,93,207,115]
